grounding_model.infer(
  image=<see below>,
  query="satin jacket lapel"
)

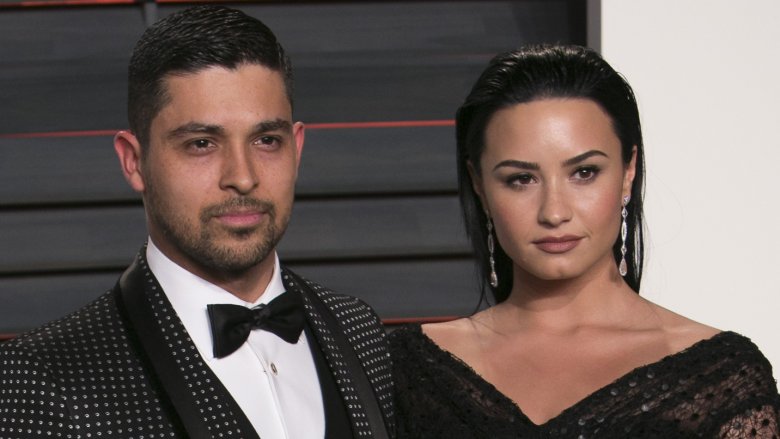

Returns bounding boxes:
[303,322,353,437]
[116,250,261,439]
[281,268,378,438]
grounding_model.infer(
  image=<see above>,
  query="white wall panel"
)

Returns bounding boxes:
[601,0,780,379]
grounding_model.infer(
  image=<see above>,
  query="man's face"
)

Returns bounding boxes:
[118,63,303,282]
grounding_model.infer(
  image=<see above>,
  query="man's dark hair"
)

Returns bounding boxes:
[127,6,293,148]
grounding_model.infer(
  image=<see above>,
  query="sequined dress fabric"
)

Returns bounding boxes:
[390,325,780,438]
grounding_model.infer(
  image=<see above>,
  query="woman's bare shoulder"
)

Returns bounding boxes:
[421,317,484,359]
[643,300,722,353]
[422,317,473,342]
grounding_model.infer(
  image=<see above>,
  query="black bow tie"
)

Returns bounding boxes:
[207,292,306,359]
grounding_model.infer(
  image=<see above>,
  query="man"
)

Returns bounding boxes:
[0,6,393,439]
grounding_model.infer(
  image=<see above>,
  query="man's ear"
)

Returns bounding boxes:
[114,130,145,193]
[292,121,305,176]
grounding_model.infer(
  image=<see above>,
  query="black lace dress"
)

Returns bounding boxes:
[389,325,780,438]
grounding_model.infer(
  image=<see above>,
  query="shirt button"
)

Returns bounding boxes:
[270,363,278,375]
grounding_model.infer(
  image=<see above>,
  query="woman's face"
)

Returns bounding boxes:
[473,98,635,284]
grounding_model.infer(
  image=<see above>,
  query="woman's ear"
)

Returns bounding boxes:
[467,160,488,214]
[114,130,146,193]
[622,146,638,199]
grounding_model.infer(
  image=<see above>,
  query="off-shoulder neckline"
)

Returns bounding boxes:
[396,324,742,428]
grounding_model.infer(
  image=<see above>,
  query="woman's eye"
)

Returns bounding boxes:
[573,166,599,181]
[507,173,535,188]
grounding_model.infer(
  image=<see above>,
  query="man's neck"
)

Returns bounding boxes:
[146,238,277,303]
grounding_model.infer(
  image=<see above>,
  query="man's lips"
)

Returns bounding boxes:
[214,210,265,227]
[532,235,583,253]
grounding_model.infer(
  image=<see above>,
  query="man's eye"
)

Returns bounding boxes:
[190,139,212,149]
[256,136,282,149]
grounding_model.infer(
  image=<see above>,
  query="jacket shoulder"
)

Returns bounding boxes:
[282,267,384,331]
[0,343,75,437]
[281,267,395,433]
[0,290,122,437]
[2,290,122,356]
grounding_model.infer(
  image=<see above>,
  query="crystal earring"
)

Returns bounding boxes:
[487,217,498,288]
[619,195,630,277]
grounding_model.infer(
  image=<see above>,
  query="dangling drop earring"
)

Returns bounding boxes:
[619,195,630,277]
[487,217,498,287]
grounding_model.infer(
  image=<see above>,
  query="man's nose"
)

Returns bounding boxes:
[219,145,259,195]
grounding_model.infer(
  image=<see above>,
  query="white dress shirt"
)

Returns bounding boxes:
[146,239,325,439]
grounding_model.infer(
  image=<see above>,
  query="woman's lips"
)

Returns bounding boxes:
[532,236,583,253]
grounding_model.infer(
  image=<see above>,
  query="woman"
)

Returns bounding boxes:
[389,45,779,438]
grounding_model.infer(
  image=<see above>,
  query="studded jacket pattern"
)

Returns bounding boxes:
[0,250,394,438]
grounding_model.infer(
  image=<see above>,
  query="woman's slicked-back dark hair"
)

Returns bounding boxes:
[456,44,645,304]
[127,6,293,148]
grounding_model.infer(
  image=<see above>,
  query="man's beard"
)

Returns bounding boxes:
[147,192,289,276]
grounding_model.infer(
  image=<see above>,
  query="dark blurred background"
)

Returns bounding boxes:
[0,0,588,337]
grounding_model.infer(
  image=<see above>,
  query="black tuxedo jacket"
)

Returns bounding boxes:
[0,250,394,438]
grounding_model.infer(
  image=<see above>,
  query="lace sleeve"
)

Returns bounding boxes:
[708,340,780,438]
[719,403,779,438]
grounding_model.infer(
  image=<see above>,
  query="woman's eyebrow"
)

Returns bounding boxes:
[561,150,608,166]
[492,159,540,172]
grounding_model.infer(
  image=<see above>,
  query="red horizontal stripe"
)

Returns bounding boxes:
[0,0,135,7]
[0,0,357,7]
[307,120,454,130]
[0,129,118,139]
[0,120,454,140]
[156,0,230,3]
[0,0,252,7]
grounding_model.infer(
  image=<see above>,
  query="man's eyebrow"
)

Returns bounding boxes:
[167,122,225,139]
[253,119,292,133]
[561,150,608,166]
[166,119,292,140]
[493,160,540,172]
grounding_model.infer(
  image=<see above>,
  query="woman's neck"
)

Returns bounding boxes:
[489,259,643,333]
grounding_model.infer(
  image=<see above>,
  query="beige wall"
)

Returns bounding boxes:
[599,0,780,379]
